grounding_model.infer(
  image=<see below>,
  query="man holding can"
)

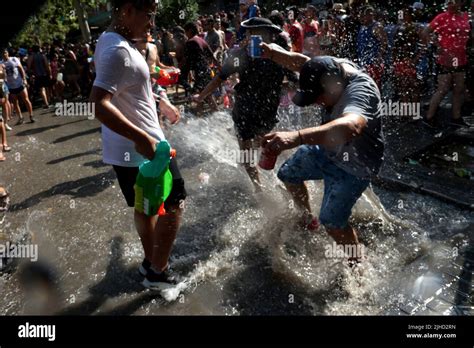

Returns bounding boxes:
[260,44,384,262]
[193,17,296,191]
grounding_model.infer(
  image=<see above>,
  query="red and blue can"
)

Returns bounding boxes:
[249,35,262,58]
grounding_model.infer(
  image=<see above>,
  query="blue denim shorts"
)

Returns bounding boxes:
[277,145,370,229]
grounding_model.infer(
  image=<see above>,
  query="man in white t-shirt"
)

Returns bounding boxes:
[90,0,186,289]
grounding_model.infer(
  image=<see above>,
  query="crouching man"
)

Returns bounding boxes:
[261,45,384,263]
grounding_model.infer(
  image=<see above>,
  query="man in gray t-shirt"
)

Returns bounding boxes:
[322,58,384,178]
[259,52,384,263]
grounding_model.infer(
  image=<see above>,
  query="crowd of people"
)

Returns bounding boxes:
[1,0,473,288]
[150,0,474,127]
[0,41,95,159]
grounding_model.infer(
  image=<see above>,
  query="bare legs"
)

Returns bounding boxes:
[9,88,34,122]
[283,182,361,260]
[134,205,183,272]
[238,136,262,191]
[426,72,465,121]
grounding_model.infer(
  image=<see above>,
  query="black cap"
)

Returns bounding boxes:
[292,56,344,107]
[240,17,282,33]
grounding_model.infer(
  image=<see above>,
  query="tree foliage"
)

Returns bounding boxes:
[11,0,107,47]
[156,0,199,28]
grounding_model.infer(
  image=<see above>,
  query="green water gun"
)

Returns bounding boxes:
[134,140,176,216]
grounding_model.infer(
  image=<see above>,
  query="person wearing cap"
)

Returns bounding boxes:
[193,17,297,191]
[259,44,384,261]
[422,0,471,128]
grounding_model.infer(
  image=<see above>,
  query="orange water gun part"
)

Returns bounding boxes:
[157,148,176,217]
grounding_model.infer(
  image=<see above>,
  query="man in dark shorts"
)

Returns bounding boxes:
[1,48,35,123]
[193,17,297,191]
[27,45,51,108]
[90,0,186,289]
[422,0,471,127]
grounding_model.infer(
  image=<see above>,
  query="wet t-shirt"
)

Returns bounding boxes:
[218,42,295,128]
[322,58,384,178]
[429,11,470,67]
[93,31,166,167]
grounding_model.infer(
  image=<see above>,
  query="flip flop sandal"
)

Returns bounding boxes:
[2,145,11,152]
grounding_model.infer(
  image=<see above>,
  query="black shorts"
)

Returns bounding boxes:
[9,85,25,95]
[112,158,187,210]
[436,64,467,75]
[35,76,51,89]
[232,111,277,141]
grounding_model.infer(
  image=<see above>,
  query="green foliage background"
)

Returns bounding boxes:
[11,0,200,47]
[11,0,108,46]
[156,0,199,28]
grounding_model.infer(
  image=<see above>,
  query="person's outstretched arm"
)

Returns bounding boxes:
[261,42,310,72]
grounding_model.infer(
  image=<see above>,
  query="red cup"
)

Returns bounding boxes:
[259,148,278,170]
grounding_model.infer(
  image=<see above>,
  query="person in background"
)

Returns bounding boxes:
[392,7,423,103]
[288,7,304,53]
[0,63,12,131]
[205,17,226,64]
[357,6,388,89]
[412,2,432,100]
[63,47,81,99]
[332,3,348,58]
[269,10,291,47]
[181,22,219,111]
[222,20,235,49]
[193,18,297,191]
[27,45,52,108]
[302,4,320,57]
[343,0,365,61]
[49,52,65,102]
[422,0,471,128]
[318,17,337,56]
[1,48,35,124]
[247,0,258,18]
[0,63,11,161]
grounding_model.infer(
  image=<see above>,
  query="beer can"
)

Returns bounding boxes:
[249,35,263,58]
